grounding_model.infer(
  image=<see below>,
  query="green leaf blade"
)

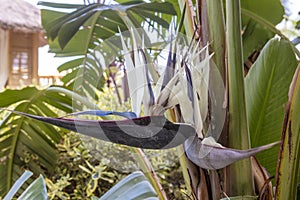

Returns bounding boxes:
[99,171,158,200]
[245,38,298,176]
[275,64,300,199]
[17,175,47,200]
[58,10,98,49]
[0,86,97,196]
[241,0,284,60]
[241,0,284,25]
[38,1,83,9]
[3,170,32,200]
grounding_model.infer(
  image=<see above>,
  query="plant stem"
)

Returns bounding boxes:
[275,64,300,199]
[131,148,169,200]
[197,0,209,46]
[207,0,226,83]
[108,65,122,105]
[226,0,254,196]
[178,0,196,39]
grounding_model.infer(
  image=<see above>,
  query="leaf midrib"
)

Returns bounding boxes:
[7,89,46,189]
[252,64,276,146]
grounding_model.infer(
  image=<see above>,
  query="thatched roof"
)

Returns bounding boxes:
[0,0,43,32]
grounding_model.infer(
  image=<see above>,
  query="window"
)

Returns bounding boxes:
[9,32,34,87]
[11,48,32,86]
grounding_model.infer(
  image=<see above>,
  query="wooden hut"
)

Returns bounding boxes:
[0,0,46,89]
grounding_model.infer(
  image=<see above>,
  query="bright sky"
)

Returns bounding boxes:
[24,0,300,76]
[25,0,84,76]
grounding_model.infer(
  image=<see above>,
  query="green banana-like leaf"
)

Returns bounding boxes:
[3,171,33,200]
[99,171,158,200]
[17,175,47,200]
[40,1,176,97]
[241,0,284,60]
[0,86,96,197]
[39,1,176,50]
[275,65,300,199]
[3,170,47,200]
[58,51,106,100]
[220,196,257,200]
[245,38,298,177]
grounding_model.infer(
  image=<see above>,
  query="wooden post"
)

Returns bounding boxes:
[8,30,12,87]
[32,32,39,84]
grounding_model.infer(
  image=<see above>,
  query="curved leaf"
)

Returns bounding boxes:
[242,0,283,25]
[57,57,85,72]
[3,171,32,200]
[241,0,284,60]
[17,175,47,200]
[245,38,298,176]
[58,10,99,49]
[41,1,176,97]
[38,2,83,9]
[66,52,106,100]
[220,196,257,200]
[41,1,176,50]
[275,65,300,199]
[3,171,47,200]
[99,171,158,200]
[47,4,99,41]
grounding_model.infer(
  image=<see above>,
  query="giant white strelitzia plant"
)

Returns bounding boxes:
[0,29,279,170]
[118,29,279,169]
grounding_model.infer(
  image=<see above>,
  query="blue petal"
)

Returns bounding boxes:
[66,110,137,119]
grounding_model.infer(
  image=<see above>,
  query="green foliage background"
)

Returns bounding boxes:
[44,89,187,199]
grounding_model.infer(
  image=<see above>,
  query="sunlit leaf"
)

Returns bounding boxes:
[0,86,97,196]
[245,38,298,177]
[17,175,47,200]
[241,0,284,60]
[41,1,176,51]
[3,171,47,200]
[40,1,176,97]
[275,65,300,199]
[3,171,32,200]
[99,171,158,200]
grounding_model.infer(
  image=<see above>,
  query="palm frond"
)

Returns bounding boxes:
[39,1,176,98]
[0,86,97,196]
